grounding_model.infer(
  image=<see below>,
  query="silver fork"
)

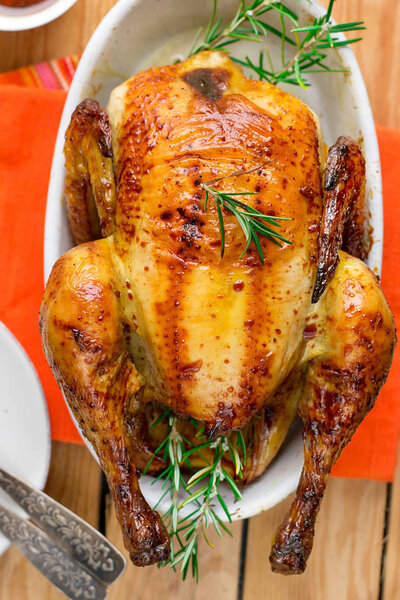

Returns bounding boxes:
[0,466,126,599]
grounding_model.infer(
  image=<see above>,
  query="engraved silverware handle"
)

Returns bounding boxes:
[0,504,107,600]
[0,466,125,585]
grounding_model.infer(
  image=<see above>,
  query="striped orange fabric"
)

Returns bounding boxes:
[0,55,79,89]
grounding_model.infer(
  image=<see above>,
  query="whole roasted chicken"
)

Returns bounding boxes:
[40,51,396,574]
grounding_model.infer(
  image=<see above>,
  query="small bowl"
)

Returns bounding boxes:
[45,0,382,521]
[0,0,78,31]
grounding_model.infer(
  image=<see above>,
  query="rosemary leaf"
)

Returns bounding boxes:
[237,430,247,463]
[211,508,235,537]
[217,493,233,522]
[214,200,226,257]
[187,465,213,488]
[201,171,291,263]
[202,523,215,548]
[208,509,222,537]
[222,468,243,500]
[179,486,208,509]
[153,485,173,510]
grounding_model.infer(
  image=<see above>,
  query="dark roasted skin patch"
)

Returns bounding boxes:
[183,67,230,101]
[204,402,236,439]
[69,98,114,158]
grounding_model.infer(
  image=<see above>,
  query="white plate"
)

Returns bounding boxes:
[0,0,78,32]
[44,0,382,521]
[0,322,51,555]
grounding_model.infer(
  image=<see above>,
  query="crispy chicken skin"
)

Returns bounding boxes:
[107,52,323,435]
[40,51,396,573]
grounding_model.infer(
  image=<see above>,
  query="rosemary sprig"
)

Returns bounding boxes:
[251,3,365,88]
[190,0,365,88]
[168,436,243,581]
[145,410,246,581]
[189,0,299,56]
[201,167,292,264]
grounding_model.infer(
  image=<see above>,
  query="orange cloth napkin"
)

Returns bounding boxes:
[0,84,398,481]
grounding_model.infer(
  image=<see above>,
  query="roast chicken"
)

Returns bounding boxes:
[40,50,396,574]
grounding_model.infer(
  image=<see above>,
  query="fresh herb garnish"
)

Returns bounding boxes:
[145,410,246,581]
[190,0,365,89]
[201,166,292,263]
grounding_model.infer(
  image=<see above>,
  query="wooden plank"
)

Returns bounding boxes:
[382,440,400,600]
[0,442,101,600]
[105,500,244,600]
[324,0,400,130]
[243,479,387,600]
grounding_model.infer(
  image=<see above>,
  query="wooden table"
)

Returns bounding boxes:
[0,1,399,598]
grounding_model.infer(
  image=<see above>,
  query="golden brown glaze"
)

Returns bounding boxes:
[108,51,322,436]
[40,51,396,572]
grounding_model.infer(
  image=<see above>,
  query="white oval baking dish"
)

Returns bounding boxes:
[44,0,382,521]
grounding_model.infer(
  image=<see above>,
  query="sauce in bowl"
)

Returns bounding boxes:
[0,0,43,6]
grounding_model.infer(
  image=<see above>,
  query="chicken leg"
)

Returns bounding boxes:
[40,238,170,566]
[270,251,396,573]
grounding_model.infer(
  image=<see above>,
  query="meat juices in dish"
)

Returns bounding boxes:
[40,51,396,574]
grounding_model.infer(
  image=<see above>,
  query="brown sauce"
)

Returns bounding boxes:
[0,0,43,6]
[180,359,203,374]
[303,323,317,339]
[233,281,245,292]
